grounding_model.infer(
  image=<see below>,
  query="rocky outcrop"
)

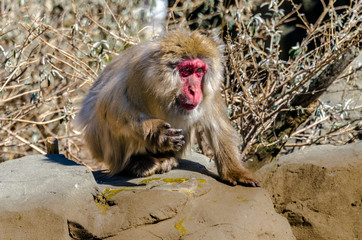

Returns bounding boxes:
[0,153,294,240]
[256,141,362,240]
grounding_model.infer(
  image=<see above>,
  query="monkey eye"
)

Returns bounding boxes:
[195,68,204,73]
[179,67,192,77]
[182,67,191,73]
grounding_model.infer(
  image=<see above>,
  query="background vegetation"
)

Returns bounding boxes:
[0,0,360,169]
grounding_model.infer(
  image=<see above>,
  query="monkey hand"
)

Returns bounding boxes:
[221,167,261,187]
[146,120,185,153]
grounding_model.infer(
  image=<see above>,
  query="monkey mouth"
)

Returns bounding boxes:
[181,102,198,110]
[176,97,199,111]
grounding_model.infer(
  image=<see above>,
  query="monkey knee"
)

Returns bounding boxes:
[156,156,179,174]
[125,155,158,177]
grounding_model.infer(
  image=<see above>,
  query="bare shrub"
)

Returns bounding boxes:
[0,0,155,163]
[222,1,361,164]
[168,0,361,165]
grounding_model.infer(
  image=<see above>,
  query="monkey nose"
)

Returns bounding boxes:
[188,86,195,96]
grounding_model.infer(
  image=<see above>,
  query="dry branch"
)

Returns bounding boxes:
[46,137,59,154]
[248,50,358,169]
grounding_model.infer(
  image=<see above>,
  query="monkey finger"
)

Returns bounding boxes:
[238,178,261,187]
[170,135,185,143]
[160,135,185,151]
[249,180,261,187]
[171,138,185,146]
[223,179,237,186]
[165,128,183,136]
[170,138,185,151]
[162,123,171,129]
[176,140,186,147]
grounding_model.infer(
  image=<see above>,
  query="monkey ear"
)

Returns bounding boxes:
[214,36,225,56]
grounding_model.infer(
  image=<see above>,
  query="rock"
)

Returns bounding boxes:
[0,153,295,239]
[256,141,362,240]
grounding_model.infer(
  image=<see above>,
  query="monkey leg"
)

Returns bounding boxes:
[125,153,179,177]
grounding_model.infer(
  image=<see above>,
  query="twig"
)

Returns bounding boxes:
[291,116,329,136]
[2,127,46,154]
[0,89,39,104]
[0,115,70,125]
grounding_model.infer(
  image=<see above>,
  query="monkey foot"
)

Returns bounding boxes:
[237,177,261,187]
[223,176,261,187]
[221,169,261,187]
[125,154,179,177]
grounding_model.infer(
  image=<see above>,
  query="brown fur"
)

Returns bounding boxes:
[77,30,260,187]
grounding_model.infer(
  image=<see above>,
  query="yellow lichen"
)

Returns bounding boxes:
[162,178,190,183]
[103,188,138,200]
[138,177,161,184]
[179,188,195,196]
[197,179,207,188]
[237,196,249,203]
[174,216,187,238]
[197,179,207,183]
[95,188,139,211]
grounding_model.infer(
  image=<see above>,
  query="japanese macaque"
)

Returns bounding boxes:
[77,30,260,187]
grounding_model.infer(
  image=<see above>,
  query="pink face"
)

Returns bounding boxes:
[176,58,207,110]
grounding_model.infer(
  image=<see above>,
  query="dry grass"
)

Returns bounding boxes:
[0,0,361,164]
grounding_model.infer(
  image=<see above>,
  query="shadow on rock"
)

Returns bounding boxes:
[92,158,218,187]
[43,154,81,166]
[177,159,218,178]
[92,171,139,187]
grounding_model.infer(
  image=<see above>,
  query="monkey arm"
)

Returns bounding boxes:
[203,97,260,187]
[93,83,185,155]
[139,119,185,153]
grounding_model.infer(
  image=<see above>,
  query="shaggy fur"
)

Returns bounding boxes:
[77,30,260,186]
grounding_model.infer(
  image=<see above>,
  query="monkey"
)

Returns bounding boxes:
[77,30,260,187]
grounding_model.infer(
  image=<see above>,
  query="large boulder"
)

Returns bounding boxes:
[0,153,294,239]
[256,141,362,240]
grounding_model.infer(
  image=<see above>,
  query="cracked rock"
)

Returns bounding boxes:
[256,141,362,240]
[0,153,294,239]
